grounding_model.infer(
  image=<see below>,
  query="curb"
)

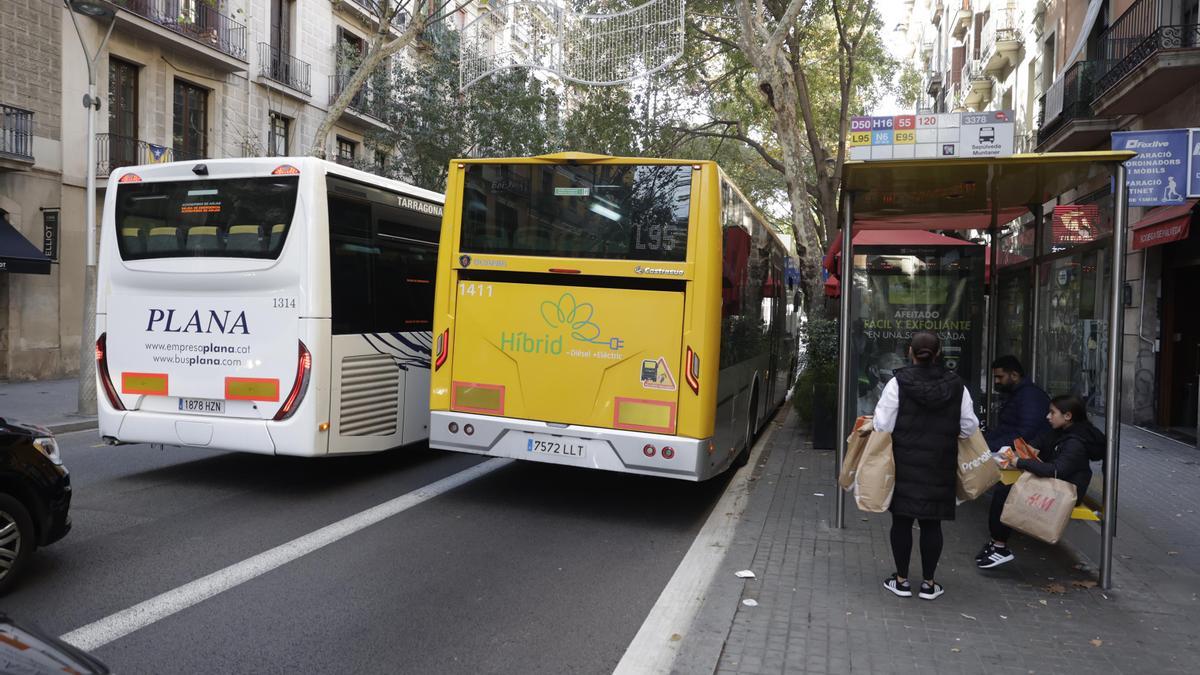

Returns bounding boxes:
[46,420,99,435]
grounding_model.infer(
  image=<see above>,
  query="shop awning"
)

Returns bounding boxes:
[0,212,51,275]
[1130,199,1197,250]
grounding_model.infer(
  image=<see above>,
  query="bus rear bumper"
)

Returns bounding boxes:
[429,411,722,481]
[101,409,278,455]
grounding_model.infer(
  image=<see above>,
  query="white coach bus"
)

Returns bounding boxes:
[95,157,443,456]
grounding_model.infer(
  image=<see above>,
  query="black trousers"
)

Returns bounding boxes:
[989,483,1014,542]
[890,514,943,581]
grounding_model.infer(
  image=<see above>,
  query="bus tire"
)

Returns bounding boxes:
[733,387,759,469]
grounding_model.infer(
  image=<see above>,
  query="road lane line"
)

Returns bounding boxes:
[613,420,778,675]
[61,458,512,652]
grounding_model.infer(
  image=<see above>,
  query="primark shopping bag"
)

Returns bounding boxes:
[1000,472,1077,544]
[853,429,895,513]
[838,415,874,490]
[955,430,1001,501]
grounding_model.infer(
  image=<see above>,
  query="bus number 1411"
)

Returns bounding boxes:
[459,283,494,298]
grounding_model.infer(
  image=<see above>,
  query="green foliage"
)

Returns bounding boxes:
[793,317,840,422]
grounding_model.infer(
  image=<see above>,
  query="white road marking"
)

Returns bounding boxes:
[61,458,511,652]
[614,422,778,674]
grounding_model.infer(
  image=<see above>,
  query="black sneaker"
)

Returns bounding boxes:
[883,573,912,597]
[919,581,944,600]
[977,544,1015,569]
[975,541,994,563]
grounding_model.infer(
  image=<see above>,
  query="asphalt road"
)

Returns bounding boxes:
[2,429,733,674]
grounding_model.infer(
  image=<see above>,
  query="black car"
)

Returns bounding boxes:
[0,418,71,594]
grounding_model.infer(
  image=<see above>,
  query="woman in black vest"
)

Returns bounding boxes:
[873,331,979,600]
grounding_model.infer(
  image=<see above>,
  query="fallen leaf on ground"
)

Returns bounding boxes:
[671,634,682,642]
[1072,580,1098,589]
[735,570,756,579]
[813,493,825,497]
[960,613,977,621]
[951,648,961,653]
[1000,615,1008,620]
[742,599,758,607]
[1090,639,1103,647]
[1039,600,1049,606]
[1043,583,1067,594]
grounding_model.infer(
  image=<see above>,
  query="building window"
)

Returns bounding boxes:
[268,112,290,156]
[173,79,208,160]
[108,58,139,170]
[336,137,356,165]
[375,150,388,171]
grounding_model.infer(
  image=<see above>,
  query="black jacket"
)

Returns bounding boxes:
[890,365,966,521]
[1017,423,1105,503]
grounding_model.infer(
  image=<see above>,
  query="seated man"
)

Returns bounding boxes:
[984,355,1050,453]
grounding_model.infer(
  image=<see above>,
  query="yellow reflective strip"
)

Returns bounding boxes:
[121,372,169,396]
[225,378,280,402]
[615,399,674,432]
[452,382,504,414]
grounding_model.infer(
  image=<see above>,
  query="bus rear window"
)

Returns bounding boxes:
[459,163,692,262]
[114,176,300,260]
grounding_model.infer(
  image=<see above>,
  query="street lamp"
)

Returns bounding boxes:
[66,0,116,416]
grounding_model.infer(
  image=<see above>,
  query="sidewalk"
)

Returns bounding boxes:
[0,378,97,434]
[680,409,1200,674]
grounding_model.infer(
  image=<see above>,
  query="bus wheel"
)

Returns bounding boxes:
[733,389,759,469]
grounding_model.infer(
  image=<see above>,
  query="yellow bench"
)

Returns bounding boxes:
[998,469,1102,522]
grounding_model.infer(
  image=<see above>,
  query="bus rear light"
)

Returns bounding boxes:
[434,329,449,371]
[448,422,459,434]
[685,347,700,394]
[117,173,142,183]
[273,340,311,421]
[464,424,474,436]
[271,164,300,175]
[643,444,656,457]
[451,381,505,415]
[95,334,126,411]
[662,446,675,460]
[614,398,677,434]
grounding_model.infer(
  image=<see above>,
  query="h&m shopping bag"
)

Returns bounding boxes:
[838,415,874,490]
[1000,472,1077,544]
[956,430,1001,501]
[853,429,895,513]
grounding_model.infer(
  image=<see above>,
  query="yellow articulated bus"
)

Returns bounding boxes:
[429,152,797,480]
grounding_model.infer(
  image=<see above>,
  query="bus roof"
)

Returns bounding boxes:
[108,156,443,204]
[839,150,1136,230]
[450,152,708,167]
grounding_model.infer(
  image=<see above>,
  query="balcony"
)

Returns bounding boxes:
[257,43,311,96]
[926,70,944,96]
[95,133,203,177]
[960,59,992,111]
[330,71,390,128]
[1036,61,1116,152]
[1093,0,1200,115]
[931,0,944,27]
[108,0,247,70]
[981,6,1023,77]
[0,104,34,170]
[950,0,972,40]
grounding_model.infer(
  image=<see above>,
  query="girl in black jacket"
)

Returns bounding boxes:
[976,393,1106,569]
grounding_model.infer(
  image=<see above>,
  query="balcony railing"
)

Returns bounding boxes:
[258,43,311,95]
[96,133,204,176]
[1036,60,1106,146]
[981,6,1022,65]
[331,70,389,120]
[112,0,247,61]
[1096,0,1200,93]
[0,104,34,162]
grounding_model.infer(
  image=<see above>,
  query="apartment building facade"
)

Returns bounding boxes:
[901,0,1200,441]
[0,0,487,382]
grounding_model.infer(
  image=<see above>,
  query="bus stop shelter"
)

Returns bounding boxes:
[833,151,1135,589]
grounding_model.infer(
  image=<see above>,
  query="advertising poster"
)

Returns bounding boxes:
[1112,129,1189,206]
[851,244,986,416]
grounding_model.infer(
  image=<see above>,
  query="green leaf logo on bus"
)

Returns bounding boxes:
[499,293,624,355]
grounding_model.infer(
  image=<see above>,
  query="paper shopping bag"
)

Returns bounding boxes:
[838,415,874,490]
[955,430,1001,501]
[853,429,894,513]
[1000,472,1077,544]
